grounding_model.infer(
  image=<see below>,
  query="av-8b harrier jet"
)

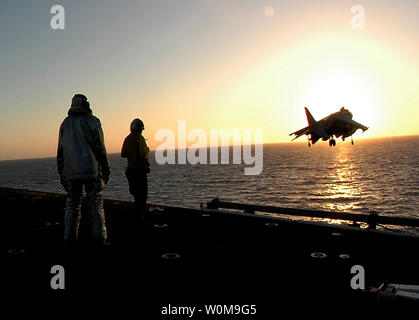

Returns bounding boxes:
[290,107,369,147]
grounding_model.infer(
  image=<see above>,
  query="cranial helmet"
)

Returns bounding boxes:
[130,118,144,133]
[71,94,90,109]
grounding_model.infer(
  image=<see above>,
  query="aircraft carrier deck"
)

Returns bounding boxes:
[1,187,418,315]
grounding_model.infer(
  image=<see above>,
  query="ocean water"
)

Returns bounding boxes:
[1,136,418,232]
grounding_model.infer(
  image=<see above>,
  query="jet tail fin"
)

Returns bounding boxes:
[305,107,316,126]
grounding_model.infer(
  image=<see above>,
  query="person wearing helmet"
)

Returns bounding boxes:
[121,118,150,217]
[57,94,110,247]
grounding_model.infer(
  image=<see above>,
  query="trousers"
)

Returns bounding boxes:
[125,168,148,214]
[64,178,107,244]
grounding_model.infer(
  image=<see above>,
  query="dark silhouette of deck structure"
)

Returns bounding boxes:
[1,187,418,314]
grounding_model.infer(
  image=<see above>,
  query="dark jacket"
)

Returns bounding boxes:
[121,132,149,169]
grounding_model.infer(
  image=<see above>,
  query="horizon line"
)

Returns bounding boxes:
[1,134,418,162]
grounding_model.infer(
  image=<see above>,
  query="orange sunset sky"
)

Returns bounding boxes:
[0,0,418,160]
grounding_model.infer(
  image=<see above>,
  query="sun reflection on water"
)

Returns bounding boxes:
[318,145,363,224]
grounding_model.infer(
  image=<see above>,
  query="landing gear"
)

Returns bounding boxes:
[308,141,311,147]
[329,139,336,147]
[351,136,354,145]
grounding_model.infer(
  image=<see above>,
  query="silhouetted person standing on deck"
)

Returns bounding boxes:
[121,118,150,218]
[57,94,110,247]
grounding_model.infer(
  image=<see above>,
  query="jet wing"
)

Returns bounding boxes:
[289,125,329,143]
[339,118,369,132]
[289,126,309,141]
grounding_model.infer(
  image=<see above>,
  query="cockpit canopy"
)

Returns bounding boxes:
[340,107,353,119]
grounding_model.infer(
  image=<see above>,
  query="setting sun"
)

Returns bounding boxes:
[302,71,377,126]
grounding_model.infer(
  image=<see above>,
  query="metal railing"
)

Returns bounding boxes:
[207,198,419,229]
